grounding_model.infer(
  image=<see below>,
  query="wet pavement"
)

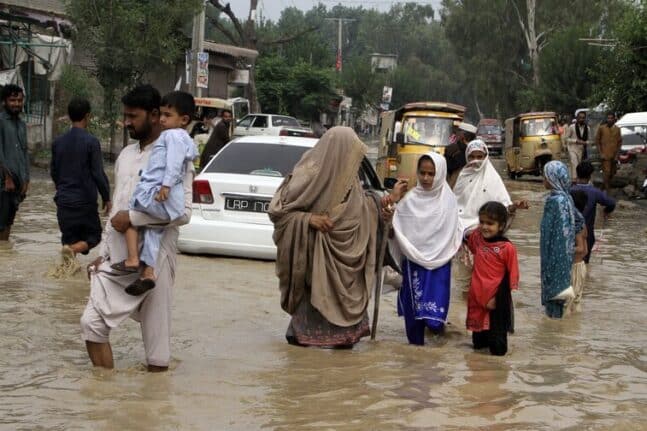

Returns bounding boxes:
[1,163,646,430]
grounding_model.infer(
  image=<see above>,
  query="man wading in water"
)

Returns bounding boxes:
[80,85,194,371]
[0,84,29,242]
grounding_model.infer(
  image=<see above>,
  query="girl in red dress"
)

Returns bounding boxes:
[465,202,519,356]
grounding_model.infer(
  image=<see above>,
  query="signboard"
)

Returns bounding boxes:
[229,69,250,86]
[197,52,209,89]
[382,86,393,103]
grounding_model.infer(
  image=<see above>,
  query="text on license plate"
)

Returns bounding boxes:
[224,197,270,213]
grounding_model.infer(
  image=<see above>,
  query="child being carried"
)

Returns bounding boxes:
[111,91,198,295]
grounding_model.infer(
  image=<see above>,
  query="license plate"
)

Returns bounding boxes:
[224,197,270,213]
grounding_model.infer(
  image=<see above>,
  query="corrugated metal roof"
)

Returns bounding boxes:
[203,41,258,60]
[0,0,66,16]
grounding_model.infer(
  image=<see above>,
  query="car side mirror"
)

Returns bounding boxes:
[395,132,405,145]
[383,177,398,189]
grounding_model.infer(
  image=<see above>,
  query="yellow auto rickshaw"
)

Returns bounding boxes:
[504,112,562,179]
[376,102,466,187]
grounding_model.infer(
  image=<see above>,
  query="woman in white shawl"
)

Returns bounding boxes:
[452,140,528,291]
[392,152,463,345]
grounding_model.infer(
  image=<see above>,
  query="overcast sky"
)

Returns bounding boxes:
[230,0,442,22]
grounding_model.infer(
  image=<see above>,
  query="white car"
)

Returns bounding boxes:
[233,113,314,138]
[178,135,385,260]
[616,112,647,151]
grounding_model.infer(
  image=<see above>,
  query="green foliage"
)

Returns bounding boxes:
[340,56,383,112]
[65,0,202,128]
[58,64,99,101]
[56,65,109,140]
[256,55,336,120]
[214,0,639,123]
[522,26,602,114]
[592,2,647,113]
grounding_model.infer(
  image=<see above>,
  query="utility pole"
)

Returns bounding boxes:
[325,18,355,125]
[190,2,206,96]
[325,18,355,72]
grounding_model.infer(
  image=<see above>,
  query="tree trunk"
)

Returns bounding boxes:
[513,0,541,88]
[473,87,484,120]
[248,63,260,112]
[526,0,540,86]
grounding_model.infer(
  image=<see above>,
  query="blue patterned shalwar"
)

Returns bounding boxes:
[130,129,197,268]
[540,161,580,318]
[397,258,452,345]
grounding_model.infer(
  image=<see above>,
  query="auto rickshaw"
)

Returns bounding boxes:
[376,102,466,187]
[504,112,562,179]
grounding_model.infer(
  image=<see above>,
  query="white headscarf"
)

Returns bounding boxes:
[392,152,463,270]
[454,140,512,230]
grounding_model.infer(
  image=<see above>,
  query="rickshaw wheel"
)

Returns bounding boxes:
[536,155,552,176]
[507,169,518,180]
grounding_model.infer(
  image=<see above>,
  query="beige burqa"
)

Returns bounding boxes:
[269,127,379,327]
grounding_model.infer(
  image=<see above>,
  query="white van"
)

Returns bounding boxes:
[616,112,647,151]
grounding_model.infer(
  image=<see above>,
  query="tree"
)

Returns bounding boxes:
[592,2,647,113]
[65,0,202,154]
[207,1,321,112]
[441,0,624,116]
[442,0,526,117]
[520,25,602,114]
[511,0,544,86]
[256,55,336,121]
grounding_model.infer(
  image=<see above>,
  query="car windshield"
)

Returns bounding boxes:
[477,125,501,135]
[521,118,558,136]
[272,116,300,127]
[401,116,453,146]
[205,142,310,177]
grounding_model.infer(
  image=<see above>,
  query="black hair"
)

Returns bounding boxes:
[1,84,24,102]
[121,84,161,112]
[221,108,232,115]
[417,154,433,170]
[570,190,588,213]
[478,201,508,227]
[160,91,195,117]
[576,161,594,179]
[67,97,91,122]
[606,111,616,118]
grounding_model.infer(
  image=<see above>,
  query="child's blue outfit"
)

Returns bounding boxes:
[130,128,197,268]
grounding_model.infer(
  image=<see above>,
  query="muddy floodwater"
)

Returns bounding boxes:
[1,163,646,430]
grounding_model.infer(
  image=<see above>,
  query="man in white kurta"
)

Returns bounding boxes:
[565,112,592,179]
[80,85,193,371]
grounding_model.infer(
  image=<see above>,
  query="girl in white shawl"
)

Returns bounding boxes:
[392,152,463,345]
[452,140,528,291]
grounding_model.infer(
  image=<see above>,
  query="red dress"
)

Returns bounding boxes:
[466,231,519,332]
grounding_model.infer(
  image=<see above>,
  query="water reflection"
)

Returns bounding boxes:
[0,168,646,430]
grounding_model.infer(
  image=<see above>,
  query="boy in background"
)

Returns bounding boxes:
[51,97,111,263]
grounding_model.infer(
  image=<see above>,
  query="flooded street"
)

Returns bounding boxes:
[1,163,647,430]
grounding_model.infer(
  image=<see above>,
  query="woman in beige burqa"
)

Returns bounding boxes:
[269,127,405,348]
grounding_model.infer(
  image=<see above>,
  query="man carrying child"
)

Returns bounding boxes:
[80,85,194,371]
[109,91,197,295]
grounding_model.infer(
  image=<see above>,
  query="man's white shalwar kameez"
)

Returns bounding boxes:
[80,140,193,367]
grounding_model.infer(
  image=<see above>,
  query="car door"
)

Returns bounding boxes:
[250,115,269,135]
[234,115,255,136]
